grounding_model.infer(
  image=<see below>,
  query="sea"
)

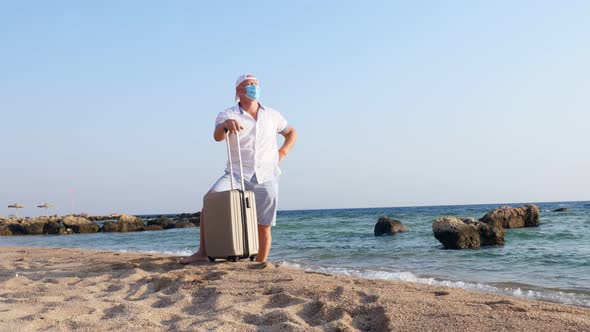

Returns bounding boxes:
[1,201,589,307]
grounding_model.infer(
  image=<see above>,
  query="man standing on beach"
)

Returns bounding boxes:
[180,74,297,263]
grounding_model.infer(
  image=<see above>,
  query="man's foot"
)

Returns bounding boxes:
[249,262,268,269]
[179,252,209,265]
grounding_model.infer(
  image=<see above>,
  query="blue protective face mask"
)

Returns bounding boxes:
[245,84,260,100]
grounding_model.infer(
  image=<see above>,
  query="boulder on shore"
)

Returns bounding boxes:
[432,217,505,249]
[479,205,540,228]
[374,216,408,236]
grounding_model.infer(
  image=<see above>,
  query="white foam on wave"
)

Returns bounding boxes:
[280,261,590,307]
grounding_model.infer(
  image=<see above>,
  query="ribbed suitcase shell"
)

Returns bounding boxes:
[203,189,259,260]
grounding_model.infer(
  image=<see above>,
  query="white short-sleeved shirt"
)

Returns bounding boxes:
[215,103,288,184]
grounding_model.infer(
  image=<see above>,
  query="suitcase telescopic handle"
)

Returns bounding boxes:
[224,129,246,191]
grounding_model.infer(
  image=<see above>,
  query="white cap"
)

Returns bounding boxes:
[235,73,257,102]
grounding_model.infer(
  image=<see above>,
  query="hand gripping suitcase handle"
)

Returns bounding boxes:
[224,128,246,191]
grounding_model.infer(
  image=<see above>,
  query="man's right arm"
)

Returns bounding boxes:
[213,119,244,141]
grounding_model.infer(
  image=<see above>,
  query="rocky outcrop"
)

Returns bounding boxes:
[187,216,200,226]
[374,216,408,236]
[0,212,200,236]
[176,212,201,226]
[479,205,540,228]
[19,219,48,235]
[144,225,163,231]
[1,219,40,235]
[0,217,70,235]
[433,217,504,249]
[147,216,176,229]
[85,214,122,221]
[5,221,26,235]
[115,215,145,232]
[101,221,119,232]
[145,214,201,229]
[175,221,196,228]
[43,221,70,235]
[60,216,100,234]
[0,225,12,236]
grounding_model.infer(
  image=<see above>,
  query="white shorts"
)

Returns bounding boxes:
[209,172,279,227]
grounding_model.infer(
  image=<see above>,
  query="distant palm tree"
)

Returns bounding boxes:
[7,203,24,218]
[37,203,55,216]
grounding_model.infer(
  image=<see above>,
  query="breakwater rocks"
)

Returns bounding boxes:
[0,213,200,236]
[374,216,408,236]
[432,204,539,249]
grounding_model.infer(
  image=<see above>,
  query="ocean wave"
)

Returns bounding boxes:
[280,261,590,308]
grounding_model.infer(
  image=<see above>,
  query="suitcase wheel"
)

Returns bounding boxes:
[249,255,257,262]
[208,256,215,262]
[228,256,239,262]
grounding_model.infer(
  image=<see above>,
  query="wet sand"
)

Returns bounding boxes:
[0,247,588,331]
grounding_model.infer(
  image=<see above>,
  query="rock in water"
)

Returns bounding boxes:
[43,221,68,235]
[147,216,176,229]
[374,216,408,236]
[552,207,568,212]
[144,225,163,231]
[174,221,196,228]
[3,219,48,235]
[477,221,505,247]
[61,216,100,233]
[4,221,25,235]
[176,212,201,226]
[116,215,145,232]
[0,225,12,236]
[433,217,480,249]
[101,221,119,232]
[479,205,540,228]
[432,217,504,249]
[22,219,50,235]
[187,216,200,226]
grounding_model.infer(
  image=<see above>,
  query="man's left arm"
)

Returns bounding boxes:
[278,127,297,162]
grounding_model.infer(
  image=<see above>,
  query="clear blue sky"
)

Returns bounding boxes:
[1,1,589,216]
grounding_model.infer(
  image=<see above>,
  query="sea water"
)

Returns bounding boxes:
[1,201,589,307]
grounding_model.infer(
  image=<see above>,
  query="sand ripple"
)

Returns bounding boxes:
[1,247,589,331]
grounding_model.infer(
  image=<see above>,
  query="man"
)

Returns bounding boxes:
[180,74,297,263]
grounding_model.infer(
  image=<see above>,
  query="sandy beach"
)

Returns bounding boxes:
[0,247,588,331]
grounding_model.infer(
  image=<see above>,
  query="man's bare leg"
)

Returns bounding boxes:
[256,225,272,262]
[179,208,209,264]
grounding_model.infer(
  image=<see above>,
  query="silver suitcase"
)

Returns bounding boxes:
[204,131,259,262]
